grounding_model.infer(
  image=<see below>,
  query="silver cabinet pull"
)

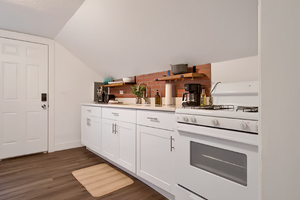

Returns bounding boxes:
[147,117,159,122]
[112,112,119,116]
[170,136,175,152]
[87,118,91,126]
[115,123,118,134]
[112,123,114,133]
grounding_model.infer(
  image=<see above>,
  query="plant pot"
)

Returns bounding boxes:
[135,97,142,104]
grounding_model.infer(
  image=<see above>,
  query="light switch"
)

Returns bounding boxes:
[120,90,123,94]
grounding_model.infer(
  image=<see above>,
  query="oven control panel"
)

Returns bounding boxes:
[176,114,258,134]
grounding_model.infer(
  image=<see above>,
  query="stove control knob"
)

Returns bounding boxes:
[239,121,247,130]
[211,118,218,126]
[189,116,196,123]
[183,116,189,122]
[252,123,258,132]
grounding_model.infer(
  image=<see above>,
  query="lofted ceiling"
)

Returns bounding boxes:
[0,0,85,38]
[0,0,258,79]
[55,0,258,79]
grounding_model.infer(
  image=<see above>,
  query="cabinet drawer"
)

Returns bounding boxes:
[102,107,136,123]
[81,106,102,118]
[137,110,175,130]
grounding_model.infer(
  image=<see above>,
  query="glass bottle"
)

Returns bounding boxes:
[200,87,206,106]
[155,90,161,106]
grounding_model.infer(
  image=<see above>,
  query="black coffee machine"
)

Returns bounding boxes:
[182,83,201,107]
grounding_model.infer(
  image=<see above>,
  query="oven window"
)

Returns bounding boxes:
[190,141,247,186]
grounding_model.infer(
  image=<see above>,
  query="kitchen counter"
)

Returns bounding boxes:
[81,102,180,112]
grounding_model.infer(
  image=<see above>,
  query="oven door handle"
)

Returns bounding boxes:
[175,123,258,146]
[189,194,206,200]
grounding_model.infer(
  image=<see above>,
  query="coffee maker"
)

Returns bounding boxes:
[182,83,201,107]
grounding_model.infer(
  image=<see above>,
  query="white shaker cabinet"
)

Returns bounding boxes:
[137,110,175,194]
[101,107,136,173]
[81,106,102,154]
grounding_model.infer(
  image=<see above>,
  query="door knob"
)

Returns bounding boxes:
[41,104,47,109]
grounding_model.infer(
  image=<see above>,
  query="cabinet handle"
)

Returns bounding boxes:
[170,136,175,152]
[112,123,114,133]
[147,117,159,122]
[87,118,91,126]
[112,112,119,116]
[115,124,117,134]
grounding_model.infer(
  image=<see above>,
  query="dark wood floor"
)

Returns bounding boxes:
[0,147,167,200]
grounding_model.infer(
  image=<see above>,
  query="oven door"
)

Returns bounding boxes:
[175,123,258,200]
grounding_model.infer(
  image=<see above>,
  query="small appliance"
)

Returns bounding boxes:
[182,83,201,107]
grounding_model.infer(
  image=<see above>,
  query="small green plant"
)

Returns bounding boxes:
[131,84,146,97]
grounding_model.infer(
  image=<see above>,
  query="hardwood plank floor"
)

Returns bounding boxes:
[0,147,167,200]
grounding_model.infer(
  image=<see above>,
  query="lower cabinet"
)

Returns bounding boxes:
[137,125,175,194]
[102,118,136,173]
[81,106,101,154]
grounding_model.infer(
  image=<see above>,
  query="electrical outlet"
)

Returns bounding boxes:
[120,90,123,94]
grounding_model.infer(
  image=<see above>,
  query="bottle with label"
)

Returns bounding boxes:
[155,90,161,106]
[200,87,206,106]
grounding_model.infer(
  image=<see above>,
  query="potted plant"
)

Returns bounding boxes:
[131,84,146,104]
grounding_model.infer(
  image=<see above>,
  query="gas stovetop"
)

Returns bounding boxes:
[176,105,259,121]
[183,105,258,112]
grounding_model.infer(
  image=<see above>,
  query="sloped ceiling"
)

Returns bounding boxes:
[0,0,85,38]
[55,0,258,79]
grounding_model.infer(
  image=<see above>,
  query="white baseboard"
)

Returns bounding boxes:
[55,140,84,151]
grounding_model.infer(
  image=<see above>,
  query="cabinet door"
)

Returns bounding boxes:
[101,118,118,161]
[89,117,101,154]
[81,116,91,147]
[137,125,175,194]
[117,121,136,173]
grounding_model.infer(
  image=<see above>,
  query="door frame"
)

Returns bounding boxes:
[0,29,55,152]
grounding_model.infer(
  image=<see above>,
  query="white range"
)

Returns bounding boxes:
[174,81,259,200]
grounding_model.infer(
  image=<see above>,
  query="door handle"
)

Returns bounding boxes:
[114,123,117,134]
[170,136,175,152]
[41,104,47,109]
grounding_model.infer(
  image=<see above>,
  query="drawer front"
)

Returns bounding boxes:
[102,107,136,123]
[81,106,102,118]
[137,110,175,130]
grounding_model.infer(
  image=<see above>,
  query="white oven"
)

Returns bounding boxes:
[174,81,259,200]
[175,122,258,200]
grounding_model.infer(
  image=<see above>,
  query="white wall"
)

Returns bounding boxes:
[259,1,300,200]
[54,42,102,151]
[56,0,258,79]
[211,56,258,84]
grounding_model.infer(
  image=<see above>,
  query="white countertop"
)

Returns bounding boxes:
[81,102,180,112]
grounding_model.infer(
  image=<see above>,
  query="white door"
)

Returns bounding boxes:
[0,38,48,159]
[117,121,136,173]
[101,118,117,161]
[137,125,175,194]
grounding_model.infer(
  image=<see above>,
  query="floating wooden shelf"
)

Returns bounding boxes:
[155,73,205,81]
[102,82,135,87]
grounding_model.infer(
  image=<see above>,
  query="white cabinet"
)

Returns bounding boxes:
[81,106,102,154]
[137,110,175,194]
[102,108,136,173]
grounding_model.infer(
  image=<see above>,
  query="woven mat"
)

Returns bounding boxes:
[72,163,134,197]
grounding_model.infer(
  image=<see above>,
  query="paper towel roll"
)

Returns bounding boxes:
[165,83,172,105]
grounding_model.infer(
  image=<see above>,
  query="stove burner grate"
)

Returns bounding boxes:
[186,105,235,110]
[236,106,258,112]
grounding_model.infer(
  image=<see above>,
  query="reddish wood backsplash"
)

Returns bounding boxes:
[110,63,211,98]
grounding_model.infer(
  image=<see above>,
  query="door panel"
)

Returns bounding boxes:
[118,121,136,172]
[0,38,48,159]
[101,118,117,161]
